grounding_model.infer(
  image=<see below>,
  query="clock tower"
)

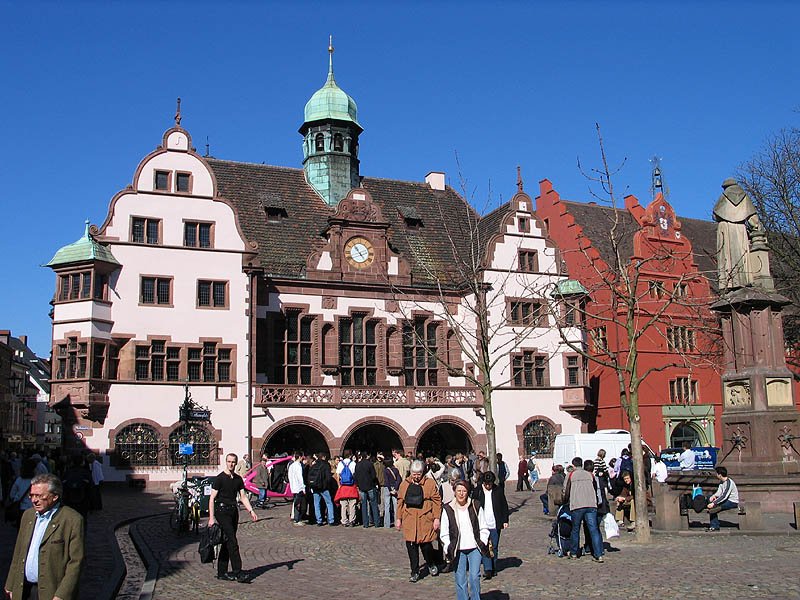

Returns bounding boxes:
[300,38,362,206]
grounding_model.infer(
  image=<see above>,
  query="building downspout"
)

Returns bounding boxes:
[246,270,256,459]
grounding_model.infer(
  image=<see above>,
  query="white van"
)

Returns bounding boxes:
[552,430,652,468]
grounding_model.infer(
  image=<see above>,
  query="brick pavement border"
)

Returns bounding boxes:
[128,514,166,600]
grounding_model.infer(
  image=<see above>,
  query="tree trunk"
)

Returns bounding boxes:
[628,416,651,543]
[483,387,497,475]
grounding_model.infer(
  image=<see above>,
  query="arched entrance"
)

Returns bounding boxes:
[263,423,330,457]
[342,424,403,456]
[670,421,703,448]
[416,423,473,460]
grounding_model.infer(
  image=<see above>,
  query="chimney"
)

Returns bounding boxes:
[20,335,28,347]
[425,171,445,191]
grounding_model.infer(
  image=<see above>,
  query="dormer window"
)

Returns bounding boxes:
[518,217,530,233]
[398,205,423,229]
[315,133,325,152]
[155,170,170,191]
[333,133,344,152]
[266,207,287,223]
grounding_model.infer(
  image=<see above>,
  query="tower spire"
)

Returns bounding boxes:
[328,35,335,81]
[517,165,524,192]
[649,155,668,200]
[174,97,182,127]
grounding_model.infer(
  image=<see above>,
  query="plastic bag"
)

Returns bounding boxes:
[603,512,620,539]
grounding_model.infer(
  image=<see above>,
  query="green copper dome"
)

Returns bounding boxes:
[302,45,361,130]
[45,221,120,268]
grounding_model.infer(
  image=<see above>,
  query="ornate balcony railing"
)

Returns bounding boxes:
[255,385,482,408]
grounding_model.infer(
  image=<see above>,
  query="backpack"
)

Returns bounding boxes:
[309,463,326,490]
[340,460,354,486]
[404,482,424,509]
[527,458,536,471]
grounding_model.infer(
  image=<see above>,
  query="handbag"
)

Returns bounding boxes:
[603,512,620,539]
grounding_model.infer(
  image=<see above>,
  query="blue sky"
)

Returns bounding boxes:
[2,1,798,356]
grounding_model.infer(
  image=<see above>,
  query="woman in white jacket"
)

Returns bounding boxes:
[440,480,490,600]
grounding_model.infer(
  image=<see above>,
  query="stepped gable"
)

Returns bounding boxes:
[208,159,478,285]
[561,199,717,280]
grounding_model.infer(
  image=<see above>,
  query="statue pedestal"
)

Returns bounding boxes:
[712,287,800,502]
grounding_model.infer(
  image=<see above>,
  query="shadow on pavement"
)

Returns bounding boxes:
[481,591,511,599]
[248,558,304,581]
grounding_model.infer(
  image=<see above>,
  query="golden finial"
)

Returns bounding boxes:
[174,97,182,127]
[517,165,524,192]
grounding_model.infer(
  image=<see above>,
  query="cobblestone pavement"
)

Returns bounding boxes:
[132,492,800,600]
[0,487,172,599]
[2,488,800,599]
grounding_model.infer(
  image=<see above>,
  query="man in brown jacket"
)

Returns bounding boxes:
[5,473,85,600]
[396,460,441,582]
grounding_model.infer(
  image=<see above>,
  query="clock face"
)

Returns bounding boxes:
[344,237,375,269]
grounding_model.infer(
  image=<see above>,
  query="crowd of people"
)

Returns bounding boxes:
[1,449,104,528]
[228,448,510,599]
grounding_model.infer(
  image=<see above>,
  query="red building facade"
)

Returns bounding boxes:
[535,179,723,451]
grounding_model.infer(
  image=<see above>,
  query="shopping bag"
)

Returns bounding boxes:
[603,512,620,539]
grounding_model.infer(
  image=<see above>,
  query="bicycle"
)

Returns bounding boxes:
[170,480,201,533]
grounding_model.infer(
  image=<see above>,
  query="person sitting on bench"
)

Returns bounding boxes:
[706,466,738,532]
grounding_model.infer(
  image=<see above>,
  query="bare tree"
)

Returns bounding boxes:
[532,125,721,543]
[390,169,565,476]
[736,128,800,360]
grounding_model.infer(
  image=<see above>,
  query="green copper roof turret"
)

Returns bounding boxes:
[45,220,120,268]
[301,38,361,132]
[550,279,589,297]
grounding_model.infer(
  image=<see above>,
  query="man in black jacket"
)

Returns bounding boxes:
[355,453,380,527]
[308,454,335,526]
[472,471,509,579]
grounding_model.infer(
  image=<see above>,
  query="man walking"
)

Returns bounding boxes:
[563,457,604,562]
[336,450,358,526]
[516,455,531,491]
[86,453,104,511]
[250,455,270,508]
[288,453,307,525]
[308,453,335,526]
[5,473,85,600]
[355,452,379,527]
[208,453,258,582]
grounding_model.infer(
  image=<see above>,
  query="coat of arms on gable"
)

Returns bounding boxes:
[641,195,682,240]
[334,189,385,224]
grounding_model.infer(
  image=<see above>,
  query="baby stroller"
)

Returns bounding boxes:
[548,505,572,557]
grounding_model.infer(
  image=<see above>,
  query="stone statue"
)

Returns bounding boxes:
[713,178,772,291]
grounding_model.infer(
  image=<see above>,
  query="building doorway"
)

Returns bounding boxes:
[416,422,473,460]
[263,423,330,457]
[670,421,703,448]
[342,423,403,456]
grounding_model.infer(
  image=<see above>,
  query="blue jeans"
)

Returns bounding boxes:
[569,507,604,558]
[482,528,500,573]
[360,488,379,527]
[257,488,267,503]
[455,548,482,600]
[382,488,397,528]
[313,490,334,524]
[709,500,738,529]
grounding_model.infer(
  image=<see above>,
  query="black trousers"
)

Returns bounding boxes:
[22,580,38,600]
[516,476,531,491]
[215,506,242,576]
[406,541,436,575]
